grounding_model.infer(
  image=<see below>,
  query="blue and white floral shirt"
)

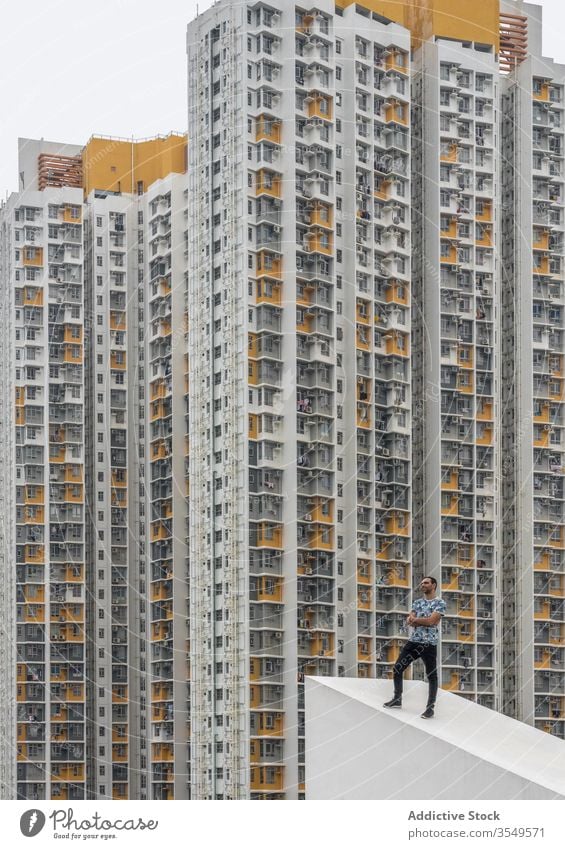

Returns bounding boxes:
[410,597,446,645]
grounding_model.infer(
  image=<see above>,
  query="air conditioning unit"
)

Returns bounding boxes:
[381,448,390,457]
[274,632,282,639]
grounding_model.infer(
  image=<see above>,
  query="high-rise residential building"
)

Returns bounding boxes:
[500,1,565,737]
[0,134,188,801]
[1,0,564,805]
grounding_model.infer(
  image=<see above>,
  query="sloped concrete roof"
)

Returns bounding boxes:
[305,678,565,799]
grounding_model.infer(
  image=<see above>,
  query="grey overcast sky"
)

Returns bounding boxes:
[0,0,564,196]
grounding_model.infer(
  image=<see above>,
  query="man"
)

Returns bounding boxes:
[383,576,446,718]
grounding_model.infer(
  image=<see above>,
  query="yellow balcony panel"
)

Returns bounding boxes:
[110,312,126,331]
[357,562,371,584]
[358,639,373,662]
[112,686,128,704]
[385,282,409,305]
[356,326,371,351]
[111,471,127,488]
[306,232,332,254]
[441,470,458,490]
[356,405,371,429]
[255,170,282,198]
[22,585,45,605]
[64,484,83,502]
[151,621,171,642]
[15,386,25,405]
[64,684,85,702]
[50,445,66,463]
[24,545,44,564]
[151,522,171,542]
[256,116,281,144]
[441,495,459,516]
[306,526,334,551]
[23,247,44,267]
[477,200,492,222]
[533,230,550,251]
[534,551,550,571]
[63,205,82,223]
[458,625,475,642]
[63,345,82,364]
[457,376,474,394]
[23,287,43,306]
[112,787,128,800]
[533,82,550,101]
[457,346,473,368]
[297,311,314,333]
[15,407,25,425]
[249,658,261,681]
[256,253,282,281]
[534,257,550,276]
[441,217,458,238]
[255,523,283,549]
[256,279,282,306]
[64,466,83,483]
[53,764,85,782]
[457,603,474,618]
[248,361,258,385]
[534,603,551,620]
[549,582,565,598]
[111,352,126,370]
[358,588,372,610]
[307,93,332,120]
[441,245,458,264]
[534,432,550,448]
[440,144,458,163]
[443,672,460,691]
[248,333,259,359]
[150,381,168,401]
[256,576,283,602]
[254,713,284,737]
[151,580,172,602]
[385,515,409,536]
[356,301,371,324]
[477,427,493,446]
[250,767,284,792]
[477,401,493,421]
[112,745,129,763]
[312,498,334,524]
[63,326,82,343]
[374,178,391,200]
[311,203,333,229]
[535,651,552,669]
[21,603,45,624]
[385,333,409,357]
[385,101,408,125]
[24,485,44,505]
[385,50,408,75]
[152,743,174,762]
[249,414,258,440]
[476,228,493,247]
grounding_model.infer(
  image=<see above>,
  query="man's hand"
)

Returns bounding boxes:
[407,613,416,626]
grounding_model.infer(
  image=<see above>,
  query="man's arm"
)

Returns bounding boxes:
[410,612,441,626]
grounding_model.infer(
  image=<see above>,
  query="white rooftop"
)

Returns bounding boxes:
[305,678,565,799]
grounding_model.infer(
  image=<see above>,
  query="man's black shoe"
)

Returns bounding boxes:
[421,707,434,719]
[383,698,402,709]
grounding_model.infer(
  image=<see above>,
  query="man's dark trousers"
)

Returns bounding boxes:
[392,640,438,708]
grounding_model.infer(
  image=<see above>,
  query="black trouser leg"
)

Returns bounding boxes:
[392,641,421,698]
[421,644,439,708]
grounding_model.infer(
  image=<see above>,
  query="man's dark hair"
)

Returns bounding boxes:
[423,576,437,588]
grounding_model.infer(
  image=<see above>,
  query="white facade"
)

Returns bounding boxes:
[305,677,565,799]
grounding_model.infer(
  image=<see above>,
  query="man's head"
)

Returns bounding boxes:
[421,576,437,595]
